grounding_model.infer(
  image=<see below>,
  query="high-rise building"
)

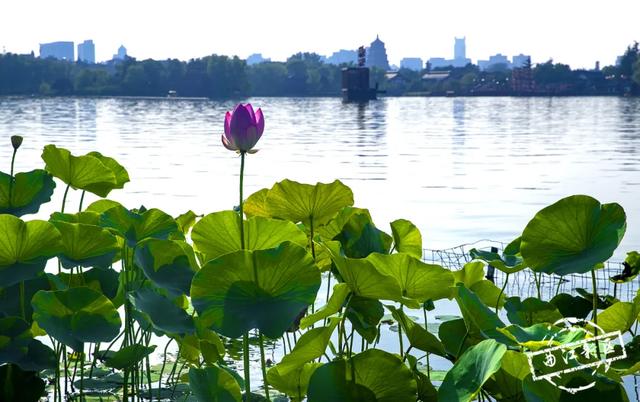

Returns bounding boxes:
[512,54,531,68]
[77,40,95,63]
[400,57,423,71]
[113,45,127,60]
[39,41,74,61]
[365,35,390,70]
[246,53,271,65]
[454,37,466,61]
[326,49,358,65]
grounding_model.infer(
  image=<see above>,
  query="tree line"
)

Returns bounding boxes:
[0,44,638,97]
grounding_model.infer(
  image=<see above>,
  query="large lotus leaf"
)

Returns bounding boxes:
[105,344,156,370]
[0,170,56,217]
[31,287,121,351]
[324,242,407,306]
[367,253,454,302]
[610,251,640,283]
[575,288,618,309]
[300,282,350,329]
[191,211,307,263]
[189,365,242,402]
[335,212,392,258]
[276,318,340,376]
[470,280,507,309]
[0,275,50,322]
[85,151,130,194]
[243,188,270,218]
[41,144,118,197]
[99,205,179,247]
[345,296,384,343]
[404,354,438,402]
[175,210,198,234]
[316,207,372,241]
[129,286,195,335]
[0,364,46,402]
[613,336,640,375]
[452,261,485,288]
[522,371,630,402]
[549,293,593,319]
[521,195,626,275]
[597,301,637,333]
[265,179,354,226]
[307,349,417,402]
[0,316,32,363]
[495,323,586,351]
[268,363,322,402]
[134,239,198,296]
[470,237,526,274]
[50,219,118,269]
[438,339,507,402]
[12,338,56,371]
[483,350,529,402]
[504,297,563,327]
[386,305,446,356]
[191,242,321,339]
[52,267,120,301]
[455,285,513,346]
[86,199,123,213]
[390,219,422,258]
[178,319,226,366]
[438,318,484,358]
[0,215,61,287]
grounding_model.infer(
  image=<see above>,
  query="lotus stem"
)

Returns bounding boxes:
[61,184,70,213]
[591,269,601,358]
[554,276,563,297]
[238,151,252,397]
[78,190,86,212]
[8,147,17,208]
[422,308,431,379]
[239,151,246,249]
[495,273,509,314]
[309,215,316,260]
[534,272,542,299]
[398,305,405,358]
[258,332,271,401]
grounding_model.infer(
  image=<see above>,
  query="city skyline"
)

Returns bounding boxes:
[0,0,638,69]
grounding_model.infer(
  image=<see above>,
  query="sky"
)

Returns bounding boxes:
[1,0,638,69]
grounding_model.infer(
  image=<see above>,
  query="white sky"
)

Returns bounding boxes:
[1,0,638,68]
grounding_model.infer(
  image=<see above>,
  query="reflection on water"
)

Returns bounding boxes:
[1,96,639,256]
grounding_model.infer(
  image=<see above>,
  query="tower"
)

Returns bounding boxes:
[365,35,390,70]
[454,37,466,61]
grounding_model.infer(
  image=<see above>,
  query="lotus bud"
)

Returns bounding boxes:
[11,135,23,150]
[221,104,264,153]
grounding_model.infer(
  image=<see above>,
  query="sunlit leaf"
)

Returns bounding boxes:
[189,365,242,402]
[0,170,56,217]
[390,219,422,258]
[99,205,179,247]
[134,239,198,296]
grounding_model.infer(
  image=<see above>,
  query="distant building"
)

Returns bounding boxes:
[113,45,127,61]
[77,40,95,63]
[426,37,471,69]
[512,54,531,68]
[366,35,390,70]
[400,57,423,71]
[39,41,74,61]
[422,71,450,81]
[454,37,466,60]
[478,54,511,71]
[326,49,358,65]
[246,53,271,65]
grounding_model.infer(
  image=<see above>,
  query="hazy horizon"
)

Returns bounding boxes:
[1,0,638,69]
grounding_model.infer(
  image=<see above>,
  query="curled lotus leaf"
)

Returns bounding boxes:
[521,195,626,275]
[610,251,640,283]
[0,170,56,217]
[470,237,526,274]
[390,218,423,258]
[99,204,179,247]
[188,365,242,402]
[49,218,118,269]
[268,363,322,402]
[191,242,321,339]
[0,215,62,287]
[134,239,198,296]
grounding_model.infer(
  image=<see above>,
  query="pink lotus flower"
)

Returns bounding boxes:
[221,103,264,153]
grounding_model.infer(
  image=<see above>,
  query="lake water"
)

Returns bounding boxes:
[1,96,639,257]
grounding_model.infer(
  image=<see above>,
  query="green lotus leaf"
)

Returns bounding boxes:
[243,188,270,218]
[265,179,354,227]
[438,318,483,358]
[134,239,198,296]
[307,349,417,402]
[41,144,118,197]
[0,363,46,402]
[549,293,593,319]
[12,338,56,371]
[86,199,123,213]
[188,365,242,402]
[495,323,586,351]
[597,301,637,333]
[51,267,120,302]
[367,252,454,303]
[610,251,640,283]
[335,212,392,258]
[0,170,56,217]
[50,219,118,269]
[129,286,195,335]
[0,215,62,287]
[521,195,626,275]
[470,280,507,309]
[0,275,51,322]
[452,261,486,288]
[504,297,563,327]
[175,210,198,234]
[345,296,384,343]
[522,371,630,402]
[85,151,130,193]
[0,316,32,363]
[455,284,513,345]
[613,336,640,375]
[191,242,321,339]
[483,350,529,402]
[386,305,446,356]
[105,344,156,370]
[324,242,407,306]
[31,287,121,351]
[178,318,226,365]
[470,237,526,274]
[191,211,307,263]
[268,363,322,402]
[438,339,507,402]
[276,318,340,376]
[51,211,103,225]
[316,207,372,241]
[300,282,350,329]
[99,205,179,247]
[575,288,618,309]
[404,354,438,402]
[390,219,422,258]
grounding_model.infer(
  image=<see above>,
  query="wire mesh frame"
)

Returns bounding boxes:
[422,240,639,302]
